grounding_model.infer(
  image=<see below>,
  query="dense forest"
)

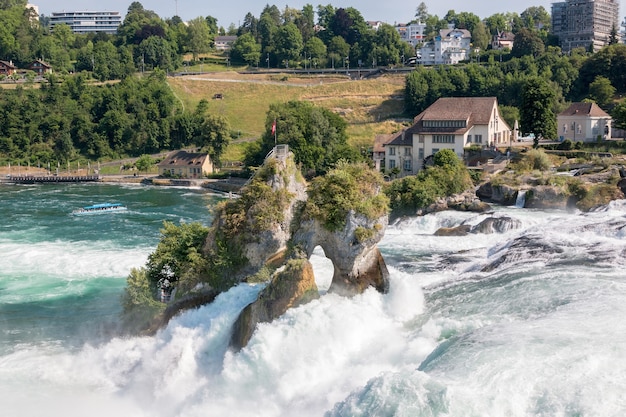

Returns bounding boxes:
[0,71,230,165]
[2,0,626,167]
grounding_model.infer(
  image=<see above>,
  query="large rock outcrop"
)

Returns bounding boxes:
[293,211,389,296]
[202,152,390,350]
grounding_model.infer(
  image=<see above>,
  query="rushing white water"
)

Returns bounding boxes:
[2,191,626,416]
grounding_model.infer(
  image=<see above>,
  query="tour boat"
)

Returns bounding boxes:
[72,202,127,216]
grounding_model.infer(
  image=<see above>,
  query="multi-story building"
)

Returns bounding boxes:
[551,0,620,52]
[382,97,512,176]
[418,27,471,65]
[49,11,122,35]
[395,22,427,48]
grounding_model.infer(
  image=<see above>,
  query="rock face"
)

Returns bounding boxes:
[476,183,518,206]
[230,258,319,350]
[434,215,522,236]
[293,211,389,296]
[419,190,491,215]
[203,152,390,350]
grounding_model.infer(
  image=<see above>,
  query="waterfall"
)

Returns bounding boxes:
[515,190,527,208]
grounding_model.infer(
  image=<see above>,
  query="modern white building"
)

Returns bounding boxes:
[395,22,427,48]
[418,27,472,65]
[383,97,512,175]
[50,11,122,34]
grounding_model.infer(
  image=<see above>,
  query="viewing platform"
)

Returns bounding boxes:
[2,175,101,184]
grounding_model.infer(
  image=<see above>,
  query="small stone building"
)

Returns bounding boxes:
[158,150,214,178]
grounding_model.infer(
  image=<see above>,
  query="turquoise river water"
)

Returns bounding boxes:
[1,183,626,416]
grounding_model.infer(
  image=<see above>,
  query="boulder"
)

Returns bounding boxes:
[230,258,319,350]
[476,183,518,205]
[471,216,522,234]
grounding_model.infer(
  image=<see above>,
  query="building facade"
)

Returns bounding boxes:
[557,102,612,142]
[215,36,238,51]
[418,27,471,65]
[29,59,52,75]
[551,0,620,52]
[0,60,17,76]
[157,150,214,178]
[395,22,427,48]
[383,97,512,176]
[50,11,122,34]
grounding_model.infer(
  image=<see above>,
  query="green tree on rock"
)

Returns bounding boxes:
[244,101,361,177]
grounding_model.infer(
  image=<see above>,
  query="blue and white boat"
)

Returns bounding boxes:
[72,202,127,216]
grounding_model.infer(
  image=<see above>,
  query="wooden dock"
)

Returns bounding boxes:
[2,175,101,184]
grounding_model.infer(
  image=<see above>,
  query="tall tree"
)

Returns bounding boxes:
[588,75,616,109]
[520,76,557,144]
[512,28,545,58]
[472,21,490,51]
[231,32,261,66]
[186,17,211,61]
[415,2,429,23]
[274,22,303,66]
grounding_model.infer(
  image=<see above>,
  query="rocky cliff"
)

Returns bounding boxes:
[202,152,390,350]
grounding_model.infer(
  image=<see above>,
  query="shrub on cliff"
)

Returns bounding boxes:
[304,162,389,232]
[145,221,210,292]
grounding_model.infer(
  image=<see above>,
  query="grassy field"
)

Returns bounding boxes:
[167,71,411,163]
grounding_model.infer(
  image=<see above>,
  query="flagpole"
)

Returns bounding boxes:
[272,118,277,146]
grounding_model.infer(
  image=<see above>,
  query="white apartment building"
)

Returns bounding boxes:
[552,0,620,52]
[395,22,427,48]
[418,27,471,65]
[50,11,122,34]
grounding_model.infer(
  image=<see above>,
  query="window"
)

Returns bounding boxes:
[418,148,424,161]
[389,159,396,169]
[475,134,483,143]
[404,159,412,171]
[389,147,396,156]
[433,135,455,143]
[404,147,412,156]
[423,120,466,128]
[467,134,472,143]
[419,135,425,143]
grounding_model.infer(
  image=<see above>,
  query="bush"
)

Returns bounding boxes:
[304,162,389,232]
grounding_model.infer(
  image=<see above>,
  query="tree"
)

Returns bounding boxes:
[186,17,211,61]
[135,154,155,172]
[520,76,557,144]
[433,149,461,168]
[274,22,303,65]
[520,6,551,31]
[231,32,261,66]
[609,25,619,45]
[472,21,490,51]
[245,101,359,177]
[415,2,429,23]
[512,28,545,58]
[145,221,209,291]
[611,99,626,134]
[588,76,616,109]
